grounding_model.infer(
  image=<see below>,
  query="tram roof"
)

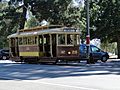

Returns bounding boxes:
[7,25,81,38]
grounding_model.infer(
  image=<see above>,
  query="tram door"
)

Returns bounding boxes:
[52,34,56,57]
[39,34,56,57]
[10,38,19,57]
[44,35,50,57]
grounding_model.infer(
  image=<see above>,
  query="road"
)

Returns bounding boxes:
[0,59,120,90]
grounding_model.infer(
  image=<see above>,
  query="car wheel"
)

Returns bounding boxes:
[101,56,107,62]
[2,56,7,60]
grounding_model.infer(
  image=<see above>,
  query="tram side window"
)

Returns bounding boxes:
[76,35,80,45]
[58,34,65,45]
[19,38,22,45]
[39,36,43,44]
[39,36,43,52]
[34,37,37,44]
[43,36,50,45]
[23,37,27,45]
[67,34,73,45]
[19,37,37,45]
[28,37,33,45]
[46,37,50,44]
[31,36,37,45]
[43,37,47,44]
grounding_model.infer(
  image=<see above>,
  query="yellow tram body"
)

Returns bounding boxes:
[7,25,81,63]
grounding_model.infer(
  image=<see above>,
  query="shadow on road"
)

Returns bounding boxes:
[0,60,120,80]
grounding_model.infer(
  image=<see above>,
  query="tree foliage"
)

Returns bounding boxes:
[89,0,120,58]
[90,0,120,41]
[0,1,21,47]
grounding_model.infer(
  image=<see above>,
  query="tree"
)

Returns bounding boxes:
[8,0,28,29]
[0,1,20,48]
[89,0,120,58]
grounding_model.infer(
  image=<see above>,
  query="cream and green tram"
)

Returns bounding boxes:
[7,25,81,64]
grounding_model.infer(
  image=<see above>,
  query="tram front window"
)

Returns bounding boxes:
[67,34,73,45]
[58,34,65,45]
[74,35,80,45]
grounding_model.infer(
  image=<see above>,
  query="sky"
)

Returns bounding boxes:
[71,0,85,8]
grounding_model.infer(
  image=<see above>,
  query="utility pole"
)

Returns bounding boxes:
[86,0,90,63]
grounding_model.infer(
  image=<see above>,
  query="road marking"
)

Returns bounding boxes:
[36,81,99,90]
[25,80,99,90]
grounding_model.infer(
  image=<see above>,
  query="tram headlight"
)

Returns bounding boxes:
[68,51,71,55]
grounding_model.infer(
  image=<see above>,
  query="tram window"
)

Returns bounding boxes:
[28,37,32,44]
[21,37,38,45]
[76,35,80,45]
[28,37,36,45]
[46,37,50,44]
[23,37,27,45]
[43,37,50,44]
[74,35,80,45]
[74,35,77,45]
[39,37,43,44]
[35,37,37,44]
[43,37,47,44]
[32,37,35,44]
[67,34,73,45]
[19,38,22,45]
[58,34,65,45]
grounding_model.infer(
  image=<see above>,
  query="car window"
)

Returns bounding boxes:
[91,46,100,52]
[1,50,9,54]
[80,45,86,53]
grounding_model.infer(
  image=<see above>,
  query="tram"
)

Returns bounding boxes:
[7,25,81,64]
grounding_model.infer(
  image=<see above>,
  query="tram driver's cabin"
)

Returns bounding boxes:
[7,25,81,64]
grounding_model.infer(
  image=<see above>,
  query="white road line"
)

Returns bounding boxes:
[31,81,100,90]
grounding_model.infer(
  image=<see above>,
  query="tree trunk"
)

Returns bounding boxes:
[19,0,28,29]
[117,34,120,58]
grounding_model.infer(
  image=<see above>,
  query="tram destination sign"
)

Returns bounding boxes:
[63,28,77,32]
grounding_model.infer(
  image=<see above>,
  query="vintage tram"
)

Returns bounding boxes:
[7,25,81,64]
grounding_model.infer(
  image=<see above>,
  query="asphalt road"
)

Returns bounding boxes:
[0,59,120,90]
